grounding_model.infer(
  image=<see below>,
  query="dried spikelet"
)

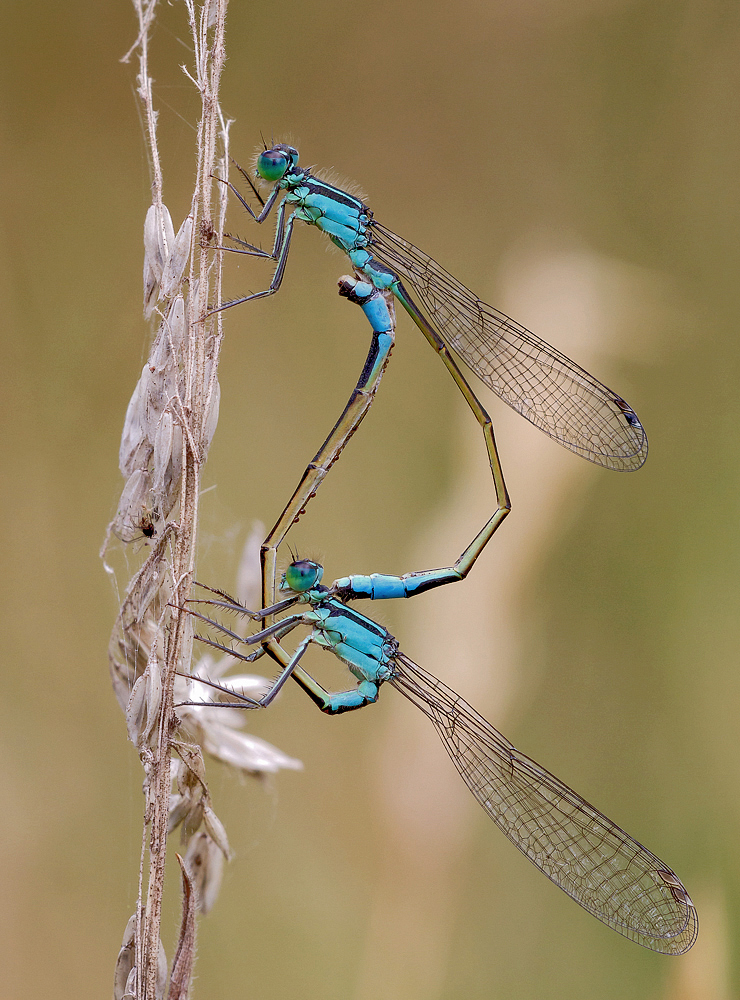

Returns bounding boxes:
[183,700,303,774]
[113,915,167,1000]
[113,469,156,543]
[183,832,224,914]
[108,532,172,710]
[161,216,194,298]
[119,374,152,477]
[126,647,163,748]
[111,283,200,543]
[112,915,138,1000]
[202,803,230,858]
[201,354,220,457]
[143,203,176,318]
[170,742,208,837]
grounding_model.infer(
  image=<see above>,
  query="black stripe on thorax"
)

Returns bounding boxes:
[324,599,389,638]
[302,175,366,211]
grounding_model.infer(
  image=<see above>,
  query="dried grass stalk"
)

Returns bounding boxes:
[105,3,301,997]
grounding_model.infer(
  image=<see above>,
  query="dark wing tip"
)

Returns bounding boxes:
[648,869,699,955]
[610,397,649,472]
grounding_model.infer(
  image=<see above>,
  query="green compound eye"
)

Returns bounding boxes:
[257,149,290,182]
[284,559,323,593]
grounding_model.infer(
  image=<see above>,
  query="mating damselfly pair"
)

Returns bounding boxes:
[175,144,696,955]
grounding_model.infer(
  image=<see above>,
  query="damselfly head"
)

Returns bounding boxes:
[281,559,323,594]
[257,145,299,182]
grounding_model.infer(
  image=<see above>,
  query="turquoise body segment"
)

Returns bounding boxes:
[351,281,392,332]
[334,573,407,600]
[301,191,365,227]
[301,212,359,245]
[333,565,468,599]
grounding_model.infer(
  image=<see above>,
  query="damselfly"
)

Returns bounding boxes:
[178,558,696,955]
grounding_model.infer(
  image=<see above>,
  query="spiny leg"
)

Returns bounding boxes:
[211,200,296,313]
[185,603,305,649]
[191,581,302,621]
[176,671,264,709]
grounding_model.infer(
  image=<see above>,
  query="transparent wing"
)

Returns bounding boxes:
[390,654,696,953]
[370,222,648,471]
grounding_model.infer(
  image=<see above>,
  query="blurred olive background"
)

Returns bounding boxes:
[2,1,739,997]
